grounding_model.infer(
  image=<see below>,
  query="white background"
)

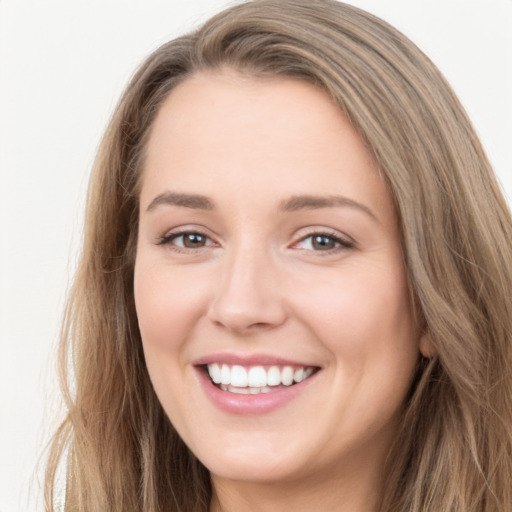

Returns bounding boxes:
[0,1,511,510]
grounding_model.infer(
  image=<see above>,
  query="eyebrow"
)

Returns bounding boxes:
[280,195,378,221]
[146,192,214,212]
[146,191,377,222]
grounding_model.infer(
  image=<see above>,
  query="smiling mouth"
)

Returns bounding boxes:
[204,363,319,395]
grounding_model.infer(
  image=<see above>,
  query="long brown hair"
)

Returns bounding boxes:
[45,1,512,510]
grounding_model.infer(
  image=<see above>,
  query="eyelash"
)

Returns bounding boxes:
[157,230,217,253]
[293,230,355,254]
[157,229,355,254]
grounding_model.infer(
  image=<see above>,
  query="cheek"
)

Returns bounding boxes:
[298,263,413,343]
[291,258,419,398]
[133,258,210,362]
[133,258,214,427]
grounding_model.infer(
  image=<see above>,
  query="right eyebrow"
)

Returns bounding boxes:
[146,191,215,212]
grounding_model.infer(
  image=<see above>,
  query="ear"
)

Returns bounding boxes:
[419,331,437,358]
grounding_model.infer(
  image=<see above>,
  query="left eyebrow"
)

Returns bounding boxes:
[279,194,378,222]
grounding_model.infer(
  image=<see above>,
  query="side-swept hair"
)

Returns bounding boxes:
[45,1,512,510]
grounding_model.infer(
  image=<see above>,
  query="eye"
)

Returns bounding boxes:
[294,232,354,252]
[158,231,216,250]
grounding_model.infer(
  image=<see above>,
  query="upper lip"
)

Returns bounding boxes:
[193,352,319,368]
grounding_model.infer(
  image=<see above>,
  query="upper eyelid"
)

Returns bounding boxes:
[156,227,213,247]
[292,233,353,250]
[292,227,355,244]
[160,225,217,239]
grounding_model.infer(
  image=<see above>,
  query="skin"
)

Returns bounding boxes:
[134,70,431,512]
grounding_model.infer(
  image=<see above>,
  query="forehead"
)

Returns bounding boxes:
[140,70,394,225]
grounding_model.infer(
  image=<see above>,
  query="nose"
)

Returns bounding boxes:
[206,245,288,334]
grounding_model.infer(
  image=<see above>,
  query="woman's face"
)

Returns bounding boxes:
[134,71,426,486]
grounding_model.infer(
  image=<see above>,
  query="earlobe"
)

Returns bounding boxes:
[419,332,437,358]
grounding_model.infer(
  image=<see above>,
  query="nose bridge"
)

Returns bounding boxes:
[207,236,286,332]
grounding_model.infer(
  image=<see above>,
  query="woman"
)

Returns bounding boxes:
[44,0,512,510]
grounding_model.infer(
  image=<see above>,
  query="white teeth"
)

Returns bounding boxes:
[221,364,231,385]
[231,365,248,387]
[303,367,314,379]
[207,363,316,390]
[293,367,304,383]
[220,384,277,394]
[281,366,294,386]
[248,366,266,387]
[267,366,281,386]
[227,385,250,394]
[208,363,221,384]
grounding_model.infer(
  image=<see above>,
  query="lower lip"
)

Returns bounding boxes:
[196,367,318,415]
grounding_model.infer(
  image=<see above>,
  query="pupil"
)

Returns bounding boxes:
[312,235,335,250]
[184,233,205,248]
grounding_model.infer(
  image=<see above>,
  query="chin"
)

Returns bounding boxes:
[195,437,308,484]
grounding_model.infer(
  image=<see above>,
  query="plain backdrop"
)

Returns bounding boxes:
[1,1,511,510]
